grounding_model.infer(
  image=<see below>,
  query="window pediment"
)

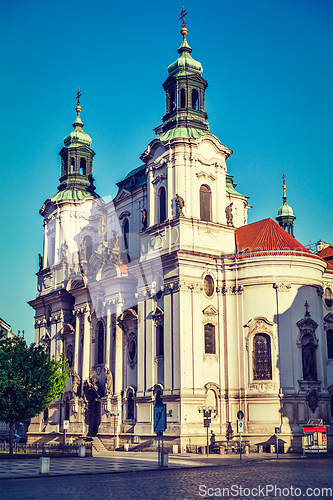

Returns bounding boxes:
[196,171,216,182]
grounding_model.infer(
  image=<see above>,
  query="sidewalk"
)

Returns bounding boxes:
[0,450,327,480]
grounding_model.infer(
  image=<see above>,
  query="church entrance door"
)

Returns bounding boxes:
[86,389,100,436]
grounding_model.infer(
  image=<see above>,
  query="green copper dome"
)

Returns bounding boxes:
[276,177,296,236]
[167,28,203,77]
[50,187,100,202]
[63,106,92,147]
[277,202,295,218]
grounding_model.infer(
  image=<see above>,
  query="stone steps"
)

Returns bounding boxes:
[91,436,108,453]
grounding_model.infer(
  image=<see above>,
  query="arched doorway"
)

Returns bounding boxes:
[86,389,100,436]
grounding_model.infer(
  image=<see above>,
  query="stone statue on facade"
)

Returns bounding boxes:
[61,242,68,263]
[80,239,87,261]
[302,337,318,381]
[71,369,81,398]
[225,203,233,226]
[38,253,43,271]
[141,209,147,230]
[104,367,113,396]
[175,194,185,217]
[110,230,122,266]
[90,373,99,392]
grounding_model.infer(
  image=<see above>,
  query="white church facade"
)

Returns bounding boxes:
[28,23,333,453]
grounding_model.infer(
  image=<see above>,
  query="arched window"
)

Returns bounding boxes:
[97,322,104,364]
[192,89,199,110]
[159,187,166,223]
[123,218,129,250]
[200,185,211,222]
[204,324,215,354]
[83,235,93,262]
[65,398,70,421]
[80,158,86,175]
[71,158,75,173]
[180,88,186,108]
[156,325,164,356]
[170,90,176,111]
[127,392,135,420]
[326,329,333,359]
[253,334,272,380]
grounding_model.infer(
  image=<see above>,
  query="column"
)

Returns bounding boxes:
[82,309,91,384]
[74,311,80,373]
[105,305,111,368]
[114,306,123,395]
[137,300,145,396]
[147,166,154,226]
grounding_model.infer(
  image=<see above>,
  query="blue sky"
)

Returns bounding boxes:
[0,0,332,345]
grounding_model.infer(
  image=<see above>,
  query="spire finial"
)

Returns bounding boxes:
[76,88,82,115]
[179,6,188,36]
[304,300,311,317]
[282,172,287,202]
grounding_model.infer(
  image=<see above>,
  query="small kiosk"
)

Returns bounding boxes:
[302,419,327,454]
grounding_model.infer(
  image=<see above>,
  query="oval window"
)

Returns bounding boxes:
[204,275,214,297]
[325,287,333,308]
[129,339,136,361]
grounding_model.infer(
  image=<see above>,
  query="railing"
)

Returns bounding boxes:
[0,442,92,456]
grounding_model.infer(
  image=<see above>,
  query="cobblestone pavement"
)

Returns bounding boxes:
[0,457,332,500]
[0,451,312,480]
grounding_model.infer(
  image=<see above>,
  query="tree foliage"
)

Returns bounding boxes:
[0,333,69,430]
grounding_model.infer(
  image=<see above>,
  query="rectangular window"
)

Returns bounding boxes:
[204,324,215,354]
[156,325,164,356]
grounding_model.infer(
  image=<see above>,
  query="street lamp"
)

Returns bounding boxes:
[198,406,216,457]
[110,410,120,451]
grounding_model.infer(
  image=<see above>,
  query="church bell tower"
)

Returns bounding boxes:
[160,7,210,139]
[56,89,98,200]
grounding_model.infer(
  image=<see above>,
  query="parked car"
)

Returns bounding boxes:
[0,434,20,443]
[18,435,27,443]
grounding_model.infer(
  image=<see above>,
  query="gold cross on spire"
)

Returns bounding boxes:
[76,88,81,107]
[179,6,188,28]
[304,300,310,316]
[282,173,286,185]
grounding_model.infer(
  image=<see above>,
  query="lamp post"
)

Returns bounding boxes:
[198,406,216,457]
[110,410,119,451]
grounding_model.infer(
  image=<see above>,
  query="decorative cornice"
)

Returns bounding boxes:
[273,283,291,292]
[119,211,130,220]
[296,316,318,347]
[152,173,167,185]
[249,382,276,393]
[203,354,218,365]
[196,171,216,182]
[244,317,276,351]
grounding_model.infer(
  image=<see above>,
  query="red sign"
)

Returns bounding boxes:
[303,426,326,432]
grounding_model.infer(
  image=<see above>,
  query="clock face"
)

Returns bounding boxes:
[204,275,214,297]
[98,214,107,238]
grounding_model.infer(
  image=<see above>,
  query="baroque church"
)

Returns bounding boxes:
[28,20,333,452]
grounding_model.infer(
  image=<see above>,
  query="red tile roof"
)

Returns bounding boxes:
[235,218,312,254]
[317,245,333,260]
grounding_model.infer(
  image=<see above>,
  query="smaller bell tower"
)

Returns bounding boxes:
[161,8,210,137]
[276,173,296,236]
[57,89,97,198]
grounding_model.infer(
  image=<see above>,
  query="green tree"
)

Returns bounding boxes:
[0,333,69,455]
